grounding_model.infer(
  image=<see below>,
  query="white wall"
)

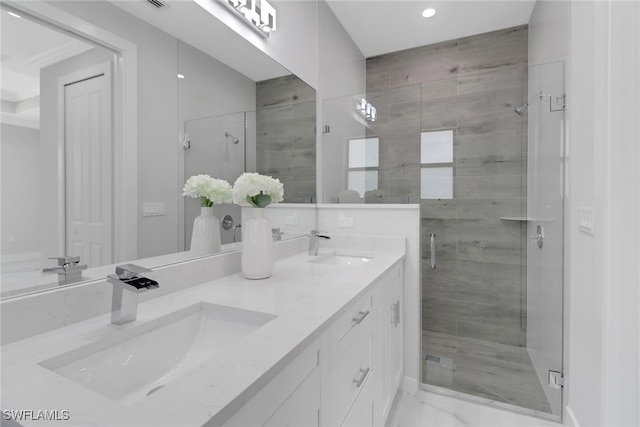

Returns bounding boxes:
[527,1,570,417]
[566,1,640,426]
[317,204,421,391]
[1,124,41,257]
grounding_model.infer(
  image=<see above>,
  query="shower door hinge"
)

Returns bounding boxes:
[323,125,331,134]
[548,370,564,389]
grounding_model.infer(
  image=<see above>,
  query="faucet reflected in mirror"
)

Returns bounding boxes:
[42,256,87,286]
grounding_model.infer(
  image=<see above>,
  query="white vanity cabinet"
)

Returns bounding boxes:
[223,262,404,427]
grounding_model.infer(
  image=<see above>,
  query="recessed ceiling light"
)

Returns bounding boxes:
[177,74,185,79]
[422,8,436,18]
[7,11,22,19]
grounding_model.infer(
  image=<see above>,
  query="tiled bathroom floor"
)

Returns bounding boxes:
[422,331,552,414]
[388,390,560,427]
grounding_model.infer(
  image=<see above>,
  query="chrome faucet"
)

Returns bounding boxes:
[233,224,242,243]
[107,264,159,325]
[307,230,330,256]
[43,256,87,285]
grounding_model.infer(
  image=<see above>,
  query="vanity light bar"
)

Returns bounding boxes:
[226,0,276,35]
[357,98,377,122]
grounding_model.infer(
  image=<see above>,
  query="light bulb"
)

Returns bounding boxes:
[422,8,436,18]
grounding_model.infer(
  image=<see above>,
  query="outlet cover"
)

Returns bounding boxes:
[578,207,594,235]
[285,214,298,226]
[339,216,354,228]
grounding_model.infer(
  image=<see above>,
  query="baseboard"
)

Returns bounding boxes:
[400,376,419,394]
[565,406,580,427]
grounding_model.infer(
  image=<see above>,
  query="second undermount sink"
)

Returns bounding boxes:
[308,252,373,267]
[39,302,276,406]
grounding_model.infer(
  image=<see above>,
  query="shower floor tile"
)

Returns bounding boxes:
[421,331,552,414]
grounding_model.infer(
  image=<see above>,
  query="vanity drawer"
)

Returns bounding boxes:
[328,324,374,426]
[328,291,373,365]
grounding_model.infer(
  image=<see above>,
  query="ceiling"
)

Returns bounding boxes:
[1,8,93,128]
[326,0,535,58]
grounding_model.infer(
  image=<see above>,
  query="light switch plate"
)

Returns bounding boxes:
[578,207,594,235]
[143,202,166,217]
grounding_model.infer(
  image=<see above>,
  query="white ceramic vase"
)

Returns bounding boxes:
[241,208,274,279]
[190,206,221,256]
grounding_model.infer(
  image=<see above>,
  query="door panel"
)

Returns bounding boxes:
[64,73,112,267]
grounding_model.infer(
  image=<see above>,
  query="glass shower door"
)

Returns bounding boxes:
[421,61,565,419]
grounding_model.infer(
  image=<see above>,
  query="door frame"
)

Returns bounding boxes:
[5,0,138,263]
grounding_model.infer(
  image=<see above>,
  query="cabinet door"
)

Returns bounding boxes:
[264,368,320,427]
[389,272,403,392]
[376,268,404,425]
[376,286,392,423]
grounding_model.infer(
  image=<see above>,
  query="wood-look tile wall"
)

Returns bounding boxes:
[256,75,316,203]
[365,26,529,346]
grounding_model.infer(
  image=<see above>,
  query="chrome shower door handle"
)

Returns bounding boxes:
[430,233,436,269]
[531,224,544,249]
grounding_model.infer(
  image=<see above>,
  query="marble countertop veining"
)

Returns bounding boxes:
[1,246,404,427]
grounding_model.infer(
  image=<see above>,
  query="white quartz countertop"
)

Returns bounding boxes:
[2,246,404,427]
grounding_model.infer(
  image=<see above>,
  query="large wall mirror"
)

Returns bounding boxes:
[0,0,317,298]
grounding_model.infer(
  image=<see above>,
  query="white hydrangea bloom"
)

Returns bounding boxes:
[183,174,233,207]
[232,173,284,208]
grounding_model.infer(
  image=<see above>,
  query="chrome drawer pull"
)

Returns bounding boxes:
[352,367,371,388]
[352,310,370,325]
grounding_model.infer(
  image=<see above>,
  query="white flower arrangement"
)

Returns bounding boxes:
[183,174,233,207]
[232,172,284,208]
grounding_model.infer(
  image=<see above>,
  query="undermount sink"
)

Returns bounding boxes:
[39,302,276,406]
[308,252,373,267]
